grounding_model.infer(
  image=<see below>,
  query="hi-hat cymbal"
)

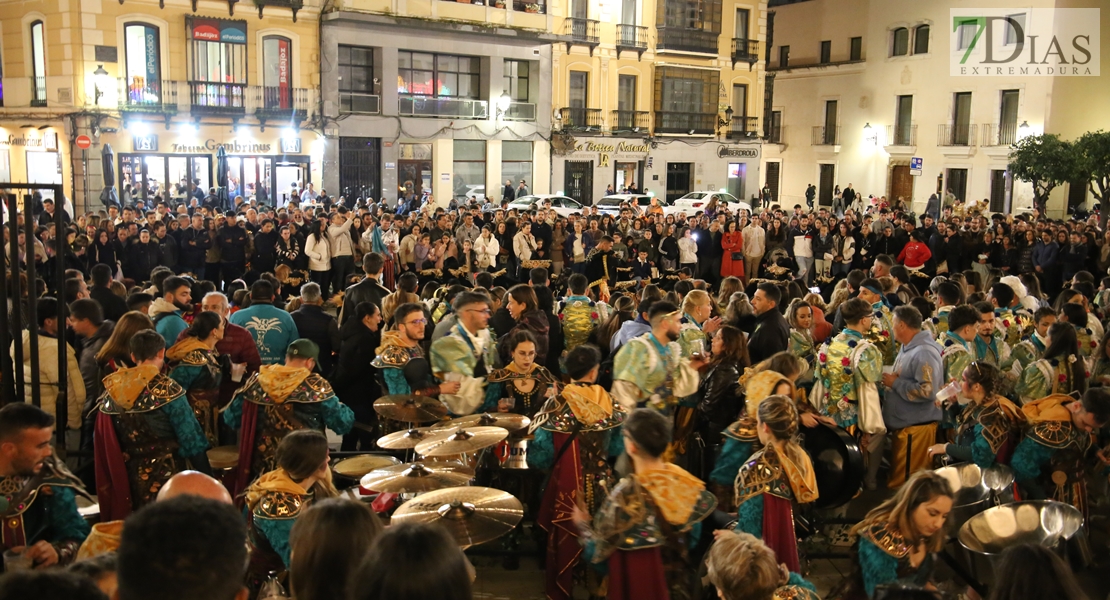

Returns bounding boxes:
[436,413,532,432]
[374,395,448,423]
[377,427,440,450]
[391,486,524,548]
[359,462,473,494]
[414,427,508,457]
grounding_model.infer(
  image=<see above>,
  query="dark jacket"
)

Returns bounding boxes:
[498,309,550,367]
[78,320,115,413]
[90,285,128,323]
[332,318,382,403]
[126,240,163,282]
[178,227,211,270]
[156,233,179,270]
[697,358,744,430]
[748,308,790,364]
[252,229,279,274]
[340,276,391,326]
[218,224,249,263]
[290,304,341,377]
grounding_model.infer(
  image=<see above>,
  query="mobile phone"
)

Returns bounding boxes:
[809,286,821,294]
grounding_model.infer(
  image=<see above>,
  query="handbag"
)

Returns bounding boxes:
[731,252,745,261]
[852,342,886,435]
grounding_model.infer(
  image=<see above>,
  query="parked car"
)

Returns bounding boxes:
[454,184,485,203]
[507,194,587,218]
[667,191,752,217]
[595,194,656,216]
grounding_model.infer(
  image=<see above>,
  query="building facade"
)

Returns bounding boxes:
[0,0,322,212]
[763,0,1110,217]
[319,1,557,207]
[549,0,769,206]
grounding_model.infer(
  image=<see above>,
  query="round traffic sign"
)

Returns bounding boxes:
[75,135,92,149]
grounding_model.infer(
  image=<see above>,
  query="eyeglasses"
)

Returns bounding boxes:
[465,308,492,316]
[405,319,427,326]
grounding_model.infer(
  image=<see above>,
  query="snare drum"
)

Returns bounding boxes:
[496,438,531,470]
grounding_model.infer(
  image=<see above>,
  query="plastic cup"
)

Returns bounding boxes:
[230,363,247,383]
[3,549,32,572]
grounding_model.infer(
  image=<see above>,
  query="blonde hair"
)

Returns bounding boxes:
[718,277,743,308]
[785,298,812,330]
[681,289,711,316]
[803,292,826,311]
[851,470,954,553]
[706,530,786,600]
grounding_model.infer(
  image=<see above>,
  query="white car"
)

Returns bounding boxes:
[667,191,752,217]
[595,194,656,216]
[507,194,587,218]
[454,184,485,202]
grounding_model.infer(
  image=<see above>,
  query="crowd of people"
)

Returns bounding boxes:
[0,185,1105,600]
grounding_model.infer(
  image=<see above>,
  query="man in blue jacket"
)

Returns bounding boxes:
[1031,229,1060,297]
[229,280,300,365]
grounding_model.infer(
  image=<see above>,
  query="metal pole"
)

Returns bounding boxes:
[0,194,10,406]
[23,195,40,408]
[7,193,24,403]
[54,185,67,457]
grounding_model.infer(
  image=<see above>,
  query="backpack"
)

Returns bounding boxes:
[558,298,601,350]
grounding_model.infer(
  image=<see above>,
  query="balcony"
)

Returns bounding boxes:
[564,18,600,54]
[611,110,650,133]
[811,126,840,145]
[728,116,759,139]
[557,107,602,133]
[188,82,246,116]
[512,0,545,13]
[31,76,47,107]
[731,38,760,68]
[654,112,715,135]
[981,122,1018,147]
[616,25,649,58]
[938,124,978,147]
[252,86,309,122]
[656,27,719,54]
[887,124,918,147]
[502,102,536,121]
[118,79,178,115]
[340,92,381,115]
[399,96,488,119]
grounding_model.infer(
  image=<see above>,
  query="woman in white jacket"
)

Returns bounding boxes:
[831,221,855,277]
[678,227,699,271]
[474,226,500,271]
[304,220,333,294]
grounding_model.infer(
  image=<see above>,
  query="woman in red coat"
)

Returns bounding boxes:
[897,230,933,269]
[721,221,745,279]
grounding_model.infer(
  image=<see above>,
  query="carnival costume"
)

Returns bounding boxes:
[167,337,224,446]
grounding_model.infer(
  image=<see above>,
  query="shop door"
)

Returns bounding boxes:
[890,165,913,207]
[666,163,692,203]
[565,160,594,206]
[818,164,835,206]
[727,163,747,200]
[339,137,381,202]
[614,161,642,192]
[275,163,306,206]
[399,160,433,201]
[989,170,1007,213]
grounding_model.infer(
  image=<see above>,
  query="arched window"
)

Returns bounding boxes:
[913,25,930,54]
[891,27,909,57]
[123,23,162,105]
[262,35,293,110]
[30,20,46,105]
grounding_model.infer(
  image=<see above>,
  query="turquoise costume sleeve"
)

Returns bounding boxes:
[786,572,818,593]
[159,318,188,350]
[945,442,974,463]
[969,424,998,469]
[383,368,413,395]
[169,364,203,391]
[163,397,210,458]
[528,427,555,470]
[482,382,504,413]
[222,396,243,430]
[256,517,295,568]
[46,486,91,543]
[606,427,624,458]
[321,397,355,435]
[1011,436,1054,499]
[858,537,899,599]
[709,439,753,486]
[734,493,763,538]
[688,521,702,550]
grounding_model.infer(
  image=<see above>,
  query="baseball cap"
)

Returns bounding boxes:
[286,339,319,361]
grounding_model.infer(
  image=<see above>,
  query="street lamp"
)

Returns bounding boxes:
[717,106,734,137]
[1017,120,1031,140]
[93,64,109,106]
[496,91,512,118]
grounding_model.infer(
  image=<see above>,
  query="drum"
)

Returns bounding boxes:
[332,454,402,487]
[800,423,864,510]
[496,438,530,470]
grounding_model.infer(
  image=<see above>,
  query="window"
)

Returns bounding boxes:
[572,0,587,20]
[768,110,782,143]
[735,8,749,40]
[913,25,930,54]
[338,45,377,113]
[188,19,247,84]
[820,40,832,64]
[779,45,790,68]
[999,89,1020,145]
[501,141,533,194]
[1004,13,1025,46]
[569,71,588,108]
[620,0,637,25]
[262,36,292,109]
[399,52,479,99]
[503,60,529,103]
[661,0,722,32]
[952,92,972,145]
[618,75,636,111]
[123,23,161,104]
[850,37,862,61]
[891,27,909,56]
[452,140,485,201]
[654,66,719,133]
[822,100,838,144]
[956,20,977,50]
[30,20,45,105]
[732,84,747,117]
[895,95,914,145]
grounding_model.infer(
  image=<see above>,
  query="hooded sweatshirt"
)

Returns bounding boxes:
[150,298,188,349]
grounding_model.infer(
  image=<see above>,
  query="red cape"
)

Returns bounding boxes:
[93,411,134,522]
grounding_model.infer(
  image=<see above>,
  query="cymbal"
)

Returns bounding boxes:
[377,427,440,450]
[391,486,524,548]
[414,427,508,457]
[436,412,532,433]
[373,395,448,423]
[359,462,473,494]
[332,454,402,478]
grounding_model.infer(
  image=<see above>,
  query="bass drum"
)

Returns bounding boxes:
[800,423,864,510]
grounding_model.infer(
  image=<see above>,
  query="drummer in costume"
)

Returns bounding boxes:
[1009,308,1056,376]
[857,278,897,366]
[706,531,820,600]
[936,305,978,434]
[730,395,819,572]
[1015,322,1087,405]
[988,282,1033,350]
[1011,388,1110,519]
[430,291,499,416]
[166,311,227,447]
[971,301,1009,368]
[373,303,451,397]
[830,471,953,600]
[928,281,963,339]
[929,362,1024,469]
[786,299,818,389]
[585,236,618,303]
[244,430,338,592]
[94,330,212,521]
[0,403,90,570]
[529,344,626,600]
[571,409,715,600]
[611,301,705,415]
[676,290,721,359]
[223,339,354,496]
[483,330,559,419]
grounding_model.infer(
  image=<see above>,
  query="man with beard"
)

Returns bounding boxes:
[150,276,192,349]
[0,403,90,569]
[747,283,790,364]
[430,292,497,415]
[585,236,618,302]
[611,301,705,415]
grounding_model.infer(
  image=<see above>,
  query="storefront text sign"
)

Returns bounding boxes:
[717,147,759,159]
[171,140,273,153]
[572,142,650,155]
[0,134,48,149]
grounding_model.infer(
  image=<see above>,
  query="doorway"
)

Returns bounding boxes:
[339,137,382,203]
[763,162,780,206]
[614,161,643,192]
[1068,179,1089,212]
[889,165,913,208]
[398,159,432,201]
[666,163,692,203]
[565,160,594,206]
[818,164,835,207]
[275,163,307,206]
[989,170,1007,212]
[945,168,968,203]
[727,162,747,200]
